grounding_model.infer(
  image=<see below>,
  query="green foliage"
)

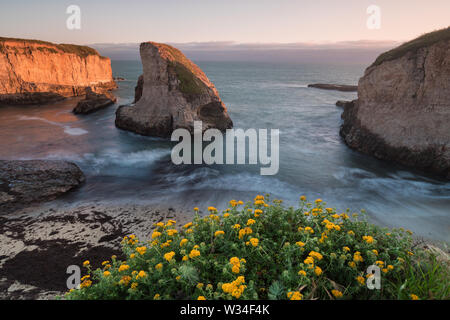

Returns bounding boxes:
[65,195,449,300]
[372,27,450,67]
[170,62,205,95]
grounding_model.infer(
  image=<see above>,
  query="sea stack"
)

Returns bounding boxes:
[115,42,233,138]
[340,28,450,179]
[0,37,116,105]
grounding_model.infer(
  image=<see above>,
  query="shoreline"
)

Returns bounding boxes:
[0,202,192,299]
[0,199,448,300]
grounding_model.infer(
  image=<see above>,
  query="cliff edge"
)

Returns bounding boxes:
[115,42,233,137]
[340,27,450,179]
[0,37,116,105]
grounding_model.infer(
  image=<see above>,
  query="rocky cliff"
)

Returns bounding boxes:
[340,28,450,179]
[115,42,233,137]
[0,37,116,105]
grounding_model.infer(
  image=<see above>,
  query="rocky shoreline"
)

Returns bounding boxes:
[0,202,191,300]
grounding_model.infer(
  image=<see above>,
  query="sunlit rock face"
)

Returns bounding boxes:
[0,38,116,105]
[115,42,233,138]
[340,28,450,179]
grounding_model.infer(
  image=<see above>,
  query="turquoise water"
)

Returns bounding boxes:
[0,60,449,243]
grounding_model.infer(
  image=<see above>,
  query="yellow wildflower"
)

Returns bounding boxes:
[363,235,374,244]
[356,276,365,285]
[215,230,225,237]
[287,291,303,300]
[189,249,201,259]
[249,238,259,247]
[314,266,322,276]
[298,270,307,276]
[136,246,147,255]
[152,231,161,239]
[164,251,176,262]
[332,290,343,298]
[118,264,130,272]
[296,241,305,247]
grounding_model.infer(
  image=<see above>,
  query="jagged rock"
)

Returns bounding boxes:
[0,37,117,105]
[340,28,450,179]
[308,83,357,92]
[336,100,355,108]
[0,160,85,212]
[115,42,233,138]
[73,87,117,114]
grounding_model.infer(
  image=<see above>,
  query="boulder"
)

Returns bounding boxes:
[340,27,450,179]
[115,42,233,137]
[73,87,117,114]
[0,160,85,212]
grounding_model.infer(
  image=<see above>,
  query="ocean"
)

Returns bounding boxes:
[0,60,449,243]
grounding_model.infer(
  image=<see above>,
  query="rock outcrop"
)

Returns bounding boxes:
[73,87,117,114]
[340,28,450,179]
[0,160,85,212]
[308,83,357,92]
[115,42,233,137]
[336,100,355,108]
[0,37,117,105]
[134,74,144,103]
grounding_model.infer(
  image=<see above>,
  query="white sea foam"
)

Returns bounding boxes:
[18,115,88,136]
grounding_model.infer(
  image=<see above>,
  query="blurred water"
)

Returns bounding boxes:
[0,60,449,243]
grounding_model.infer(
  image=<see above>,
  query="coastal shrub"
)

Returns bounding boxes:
[65,195,449,300]
[372,26,450,67]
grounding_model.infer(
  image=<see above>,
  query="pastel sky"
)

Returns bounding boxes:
[1,0,449,45]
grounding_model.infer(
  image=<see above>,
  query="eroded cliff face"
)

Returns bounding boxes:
[115,42,233,137]
[340,29,450,179]
[0,38,116,105]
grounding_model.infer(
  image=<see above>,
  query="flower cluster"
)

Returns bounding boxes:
[66,195,435,301]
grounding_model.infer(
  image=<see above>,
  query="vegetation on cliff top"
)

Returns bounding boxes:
[0,37,106,58]
[372,27,450,67]
[149,42,207,95]
[65,195,449,300]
